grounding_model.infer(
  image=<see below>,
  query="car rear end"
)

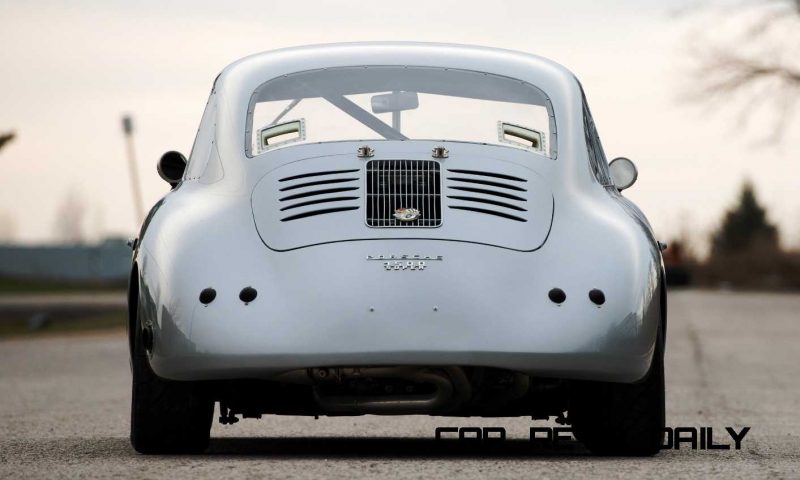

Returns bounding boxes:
[131,44,665,455]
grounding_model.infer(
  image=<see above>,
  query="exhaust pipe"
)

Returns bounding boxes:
[295,366,471,414]
[141,324,154,353]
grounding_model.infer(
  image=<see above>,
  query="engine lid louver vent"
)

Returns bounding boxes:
[446,169,527,182]
[281,206,360,222]
[445,169,529,222]
[279,169,360,182]
[276,169,360,222]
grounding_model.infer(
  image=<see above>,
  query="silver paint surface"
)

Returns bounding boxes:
[132,43,664,384]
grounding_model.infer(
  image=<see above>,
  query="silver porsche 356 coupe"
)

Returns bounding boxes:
[129,42,666,455]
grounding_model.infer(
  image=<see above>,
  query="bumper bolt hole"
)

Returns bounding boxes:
[199,287,216,305]
[589,289,605,305]
[239,286,257,304]
[548,288,566,304]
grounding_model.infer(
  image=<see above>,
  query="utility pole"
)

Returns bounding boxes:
[122,115,145,226]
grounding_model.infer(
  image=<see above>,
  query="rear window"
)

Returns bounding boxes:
[246,66,556,158]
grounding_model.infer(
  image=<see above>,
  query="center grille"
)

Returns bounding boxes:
[366,160,441,227]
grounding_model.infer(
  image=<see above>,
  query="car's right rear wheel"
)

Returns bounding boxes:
[569,326,665,456]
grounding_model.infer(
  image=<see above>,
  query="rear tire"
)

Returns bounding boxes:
[130,298,214,454]
[569,327,665,456]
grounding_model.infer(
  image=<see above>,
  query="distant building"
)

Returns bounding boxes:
[0,239,131,282]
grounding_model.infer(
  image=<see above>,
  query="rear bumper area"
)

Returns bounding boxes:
[152,350,653,384]
[145,240,661,384]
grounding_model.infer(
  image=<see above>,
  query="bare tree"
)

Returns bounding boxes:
[688,0,800,141]
[53,189,87,244]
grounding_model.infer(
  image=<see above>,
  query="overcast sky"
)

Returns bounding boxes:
[0,0,798,251]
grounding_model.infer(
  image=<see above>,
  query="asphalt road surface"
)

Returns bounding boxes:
[1,290,798,479]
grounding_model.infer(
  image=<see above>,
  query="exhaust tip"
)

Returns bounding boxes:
[141,324,154,353]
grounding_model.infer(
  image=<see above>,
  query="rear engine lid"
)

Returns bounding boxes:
[251,142,554,251]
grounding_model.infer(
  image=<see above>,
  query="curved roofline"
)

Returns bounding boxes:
[210,42,591,186]
[215,42,582,123]
[221,41,577,82]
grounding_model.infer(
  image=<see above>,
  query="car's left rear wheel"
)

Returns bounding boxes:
[130,299,214,454]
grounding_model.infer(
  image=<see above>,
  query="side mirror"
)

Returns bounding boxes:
[608,157,638,191]
[157,151,186,187]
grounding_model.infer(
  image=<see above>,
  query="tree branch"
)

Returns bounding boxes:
[685,0,800,141]
[0,132,15,153]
